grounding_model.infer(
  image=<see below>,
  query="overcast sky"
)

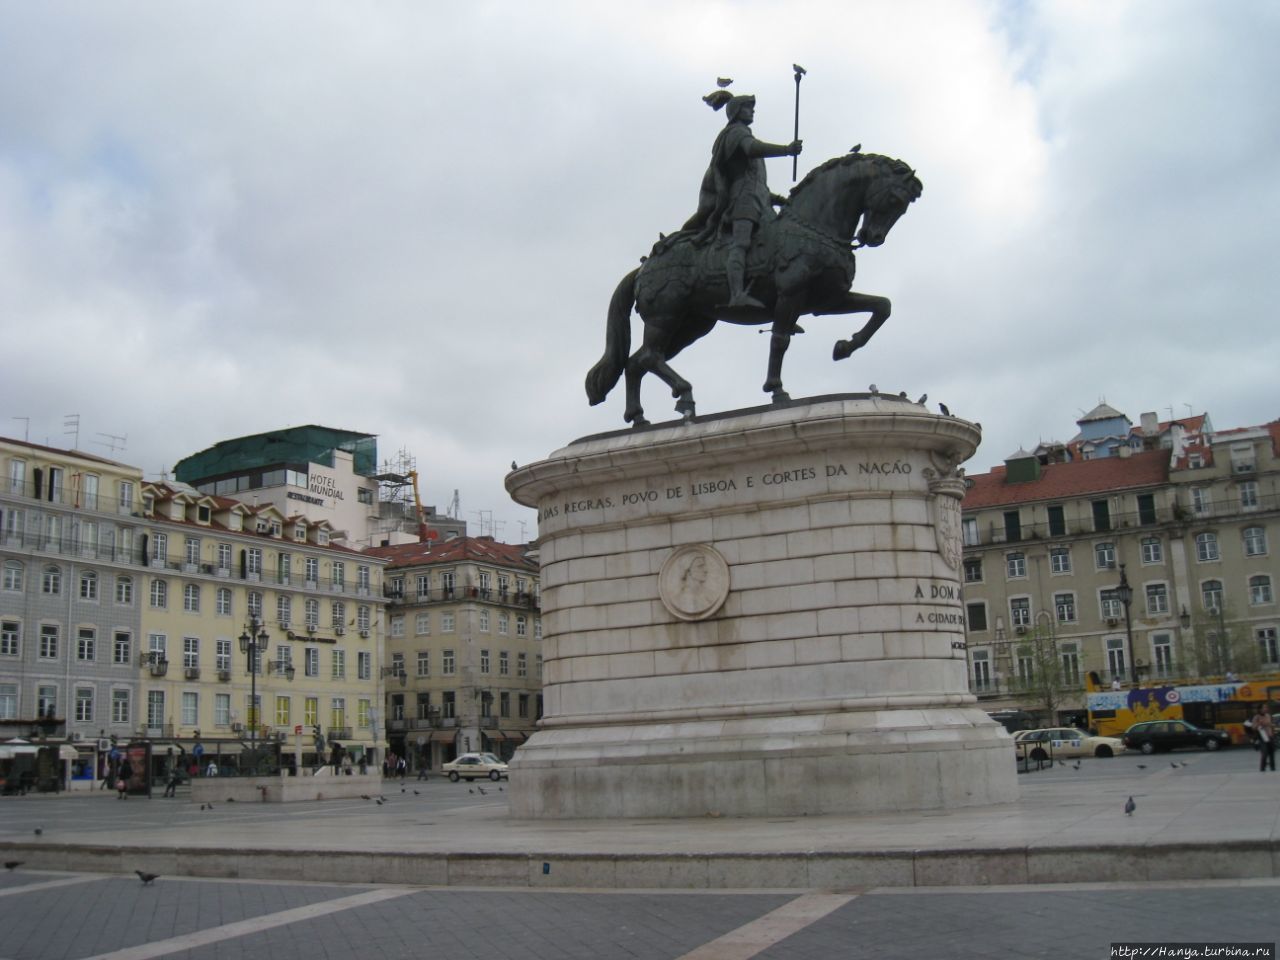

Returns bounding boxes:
[2,1,1277,542]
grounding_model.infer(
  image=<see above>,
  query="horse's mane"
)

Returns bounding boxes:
[788,151,921,202]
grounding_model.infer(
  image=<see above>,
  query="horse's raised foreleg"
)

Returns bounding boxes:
[623,348,649,426]
[820,292,891,361]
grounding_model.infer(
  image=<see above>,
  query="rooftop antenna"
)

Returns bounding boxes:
[517,520,528,543]
[11,417,29,441]
[64,413,81,450]
[1183,403,1194,418]
[447,489,460,519]
[94,432,128,454]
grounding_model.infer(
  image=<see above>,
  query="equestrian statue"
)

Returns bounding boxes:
[585,80,922,427]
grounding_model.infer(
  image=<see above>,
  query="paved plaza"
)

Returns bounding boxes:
[1,748,1279,958]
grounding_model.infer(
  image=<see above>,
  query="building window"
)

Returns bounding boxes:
[1243,526,1267,557]
[1003,510,1022,543]
[150,578,168,609]
[1140,537,1163,565]
[115,575,133,605]
[1106,638,1126,680]
[273,695,290,727]
[962,557,982,583]
[965,602,987,631]
[304,697,318,728]
[499,651,510,675]
[183,636,199,669]
[1195,532,1220,562]
[277,594,292,625]
[962,517,979,546]
[1094,542,1116,570]
[183,583,200,612]
[305,647,319,678]
[480,648,490,673]
[442,691,456,719]
[416,651,429,676]
[1042,547,1068,574]
[332,562,345,589]
[972,649,991,691]
[1054,593,1075,623]
[247,548,262,577]
[534,619,542,640]
[499,691,510,719]
[1250,575,1273,606]
[72,687,93,723]
[1016,647,1034,684]
[357,565,370,592]
[415,612,430,635]
[217,542,233,571]
[441,613,455,633]
[1152,634,1175,678]
[1136,493,1157,526]
[184,537,200,566]
[77,627,96,661]
[1201,580,1223,611]
[79,571,98,601]
[0,684,16,720]
[153,532,168,562]
[1,620,18,657]
[357,605,370,631]
[331,648,345,680]
[2,560,23,592]
[1091,499,1111,532]
[358,699,370,728]
[517,652,528,677]
[415,574,429,599]
[1239,480,1259,509]
[277,553,291,584]
[358,651,371,680]
[516,616,528,637]
[42,565,62,595]
[1191,487,1211,516]
[147,690,165,730]
[1100,589,1122,621]
[1047,505,1066,538]
[39,624,58,659]
[183,691,199,726]
[1010,597,1030,627]
[214,693,230,726]
[329,698,346,731]
[332,600,346,628]
[1060,643,1080,686]
[1258,627,1279,666]
[216,587,232,616]
[441,571,456,598]
[112,689,130,724]
[305,599,319,629]
[1005,552,1026,579]
[216,638,231,673]
[1145,583,1169,615]
[248,591,262,619]
[113,631,131,664]
[443,649,455,675]
[390,615,405,638]
[478,609,489,632]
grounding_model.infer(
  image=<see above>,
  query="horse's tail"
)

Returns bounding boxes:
[585,267,639,406]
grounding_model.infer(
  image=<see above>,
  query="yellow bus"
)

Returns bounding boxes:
[1084,671,1280,744]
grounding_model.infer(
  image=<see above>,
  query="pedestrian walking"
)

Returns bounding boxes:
[162,768,181,798]
[206,759,218,778]
[1254,704,1275,772]
[117,757,133,799]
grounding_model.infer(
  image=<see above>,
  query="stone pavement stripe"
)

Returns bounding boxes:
[82,886,418,960]
[0,874,103,898]
[674,892,860,960]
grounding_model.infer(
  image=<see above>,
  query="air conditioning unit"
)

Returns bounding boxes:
[216,567,231,578]
[1015,625,1027,635]
[359,628,370,638]
[279,619,290,630]
[217,669,231,682]
[1107,617,1120,627]
[97,738,111,752]
[307,624,317,634]
[184,666,200,680]
[334,625,345,636]
[231,721,243,732]
[69,732,82,742]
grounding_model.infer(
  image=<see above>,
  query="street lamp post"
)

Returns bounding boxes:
[1115,563,1137,685]
[238,617,270,761]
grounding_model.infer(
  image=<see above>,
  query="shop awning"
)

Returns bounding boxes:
[427,730,457,743]
[58,744,80,760]
[481,729,506,741]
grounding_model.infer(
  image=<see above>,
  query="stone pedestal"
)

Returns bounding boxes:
[506,394,1016,818]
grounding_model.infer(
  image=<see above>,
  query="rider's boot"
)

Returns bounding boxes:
[725,247,765,309]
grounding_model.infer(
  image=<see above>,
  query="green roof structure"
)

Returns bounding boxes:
[174,426,378,483]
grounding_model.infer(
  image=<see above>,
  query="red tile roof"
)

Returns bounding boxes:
[963,449,1170,510]
[365,536,536,572]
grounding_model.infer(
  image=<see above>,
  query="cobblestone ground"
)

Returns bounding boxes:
[2,871,1276,960]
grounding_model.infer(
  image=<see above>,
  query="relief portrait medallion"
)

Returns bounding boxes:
[658,543,731,621]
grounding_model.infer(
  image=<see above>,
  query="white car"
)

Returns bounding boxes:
[442,752,509,782]
[1013,727,1126,760]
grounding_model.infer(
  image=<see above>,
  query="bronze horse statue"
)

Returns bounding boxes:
[585,151,922,426]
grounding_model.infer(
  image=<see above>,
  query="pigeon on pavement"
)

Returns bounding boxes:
[135,870,159,885]
[1124,796,1136,816]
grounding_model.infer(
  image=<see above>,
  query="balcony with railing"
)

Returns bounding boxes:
[384,585,540,611]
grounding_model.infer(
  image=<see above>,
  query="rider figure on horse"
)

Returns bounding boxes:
[682,91,802,310]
